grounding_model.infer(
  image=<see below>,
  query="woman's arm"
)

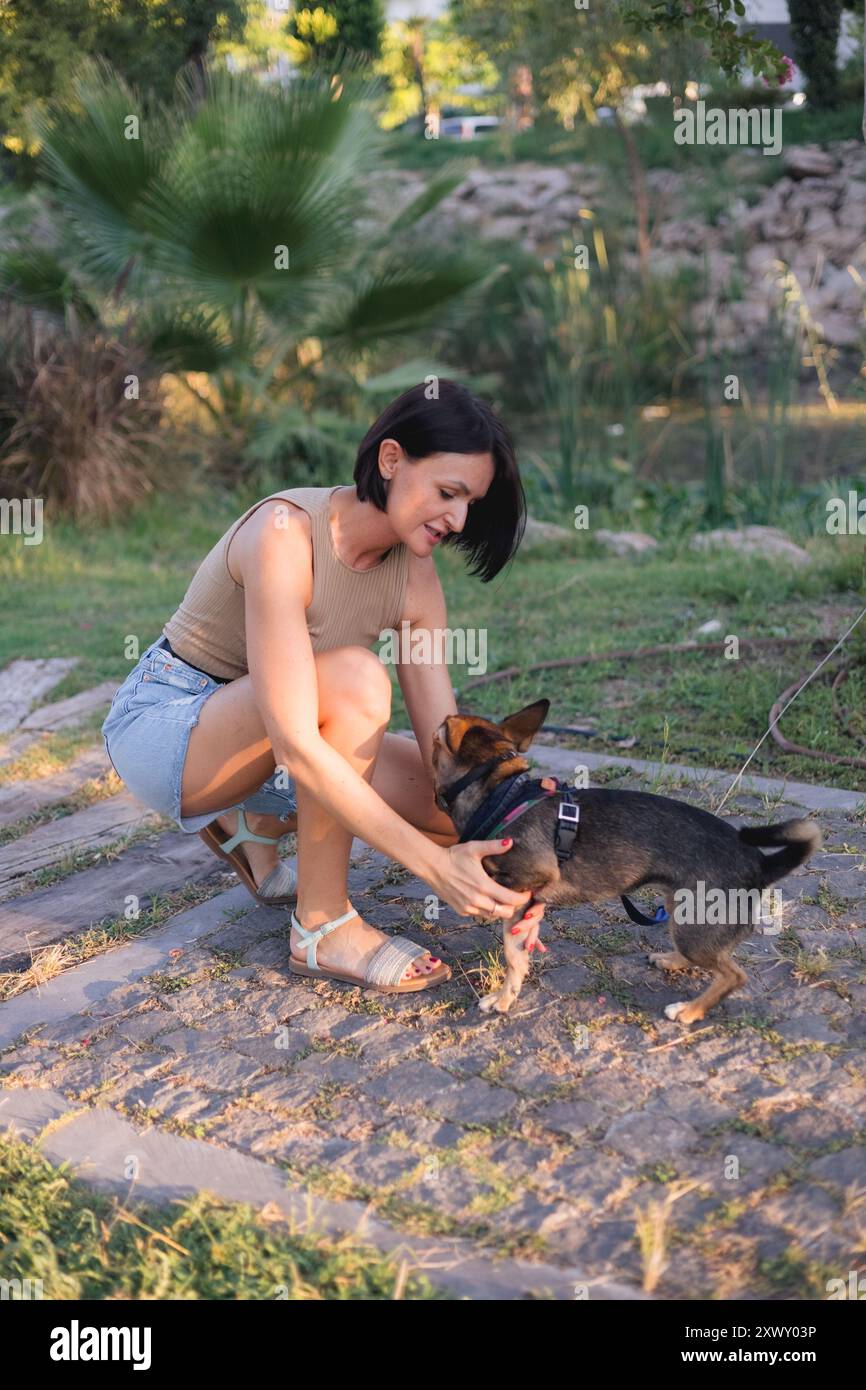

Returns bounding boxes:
[395,552,548,945]
[394,553,457,781]
[236,503,531,920]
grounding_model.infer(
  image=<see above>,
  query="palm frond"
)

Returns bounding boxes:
[0,246,97,322]
[28,58,170,285]
[139,306,234,374]
[311,253,495,346]
[380,161,473,239]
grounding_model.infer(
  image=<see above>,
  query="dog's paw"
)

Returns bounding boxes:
[478,990,513,1014]
[649,950,690,972]
[664,1000,702,1024]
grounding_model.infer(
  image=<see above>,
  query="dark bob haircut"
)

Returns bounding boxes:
[353,379,526,583]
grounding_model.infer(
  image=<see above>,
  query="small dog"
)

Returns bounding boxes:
[431,699,821,1024]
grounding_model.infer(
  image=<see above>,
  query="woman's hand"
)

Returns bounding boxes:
[427,838,543,924]
[510,902,548,953]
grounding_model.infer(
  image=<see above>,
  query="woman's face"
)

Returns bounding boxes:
[379,444,495,556]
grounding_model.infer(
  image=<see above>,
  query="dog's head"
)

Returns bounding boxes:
[431,699,550,813]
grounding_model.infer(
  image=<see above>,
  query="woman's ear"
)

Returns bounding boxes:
[377,437,402,487]
[499,699,550,750]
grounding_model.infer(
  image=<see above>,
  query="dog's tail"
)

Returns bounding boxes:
[738,818,822,887]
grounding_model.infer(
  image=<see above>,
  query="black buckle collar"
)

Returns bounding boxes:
[438,751,520,813]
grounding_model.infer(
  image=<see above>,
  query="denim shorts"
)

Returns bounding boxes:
[101,634,298,834]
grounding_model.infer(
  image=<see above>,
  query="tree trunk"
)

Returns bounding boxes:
[408,31,430,129]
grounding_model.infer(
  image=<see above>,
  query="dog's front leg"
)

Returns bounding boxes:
[478,906,533,1014]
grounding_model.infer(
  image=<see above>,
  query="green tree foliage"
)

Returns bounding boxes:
[620,2,790,82]
[286,0,385,68]
[377,14,499,129]
[0,0,250,137]
[0,58,491,440]
[450,0,790,111]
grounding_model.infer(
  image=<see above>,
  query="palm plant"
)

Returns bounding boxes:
[1,54,495,469]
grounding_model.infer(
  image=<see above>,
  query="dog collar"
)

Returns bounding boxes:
[439,751,519,813]
[456,771,565,846]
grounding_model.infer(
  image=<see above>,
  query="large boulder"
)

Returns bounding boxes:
[594,529,660,557]
[691,526,811,566]
[521,516,572,549]
[783,146,837,180]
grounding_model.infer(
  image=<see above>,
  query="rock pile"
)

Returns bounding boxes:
[376,141,866,354]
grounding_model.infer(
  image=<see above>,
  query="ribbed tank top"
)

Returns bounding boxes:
[162,485,410,681]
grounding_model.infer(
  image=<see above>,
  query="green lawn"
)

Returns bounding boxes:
[0,1134,441,1300]
[2,482,864,791]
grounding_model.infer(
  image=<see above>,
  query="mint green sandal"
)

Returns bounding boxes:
[199,808,296,906]
[289,908,451,993]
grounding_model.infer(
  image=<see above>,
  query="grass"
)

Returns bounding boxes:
[2,482,864,791]
[0,1133,442,1300]
[0,877,227,1001]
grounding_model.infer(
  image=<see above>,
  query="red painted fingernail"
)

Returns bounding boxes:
[501,838,512,847]
[510,926,522,934]
[522,912,532,920]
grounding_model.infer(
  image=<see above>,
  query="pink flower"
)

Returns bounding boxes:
[762,55,795,89]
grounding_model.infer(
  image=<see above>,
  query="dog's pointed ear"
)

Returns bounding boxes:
[499,699,550,750]
[441,715,476,754]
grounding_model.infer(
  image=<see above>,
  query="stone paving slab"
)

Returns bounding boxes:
[0,1086,642,1300]
[18,681,117,732]
[0,681,115,766]
[0,793,160,897]
[0,658,79,735]
[0,827,225,966]
[0,883,251,1046]
[0,763,864,1297]
[0,745,113,829]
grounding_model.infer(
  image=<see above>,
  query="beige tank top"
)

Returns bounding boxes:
[162,485,410,681]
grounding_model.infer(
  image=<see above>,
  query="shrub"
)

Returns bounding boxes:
[0,303,166,520]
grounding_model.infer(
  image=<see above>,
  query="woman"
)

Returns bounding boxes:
[102,380,546,994]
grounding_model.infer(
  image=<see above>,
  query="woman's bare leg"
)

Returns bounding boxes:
[206,729,456,891]
[181,647,449,980]
[371,732,458,847]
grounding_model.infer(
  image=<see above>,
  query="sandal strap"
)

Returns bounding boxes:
[218,808,281,853]
[365,936,428,988]
[290,908,358,969]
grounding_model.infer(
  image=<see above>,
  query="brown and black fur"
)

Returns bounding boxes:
[431,699,822,1024]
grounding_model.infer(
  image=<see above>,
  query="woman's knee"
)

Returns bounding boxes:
[317,646,392,724]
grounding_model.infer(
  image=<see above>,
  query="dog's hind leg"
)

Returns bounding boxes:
[664,954,747,1024]
[647,890,694,972]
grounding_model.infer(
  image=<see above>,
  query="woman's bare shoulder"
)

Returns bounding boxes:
[227,495,313,596]
[401,550,445,625]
